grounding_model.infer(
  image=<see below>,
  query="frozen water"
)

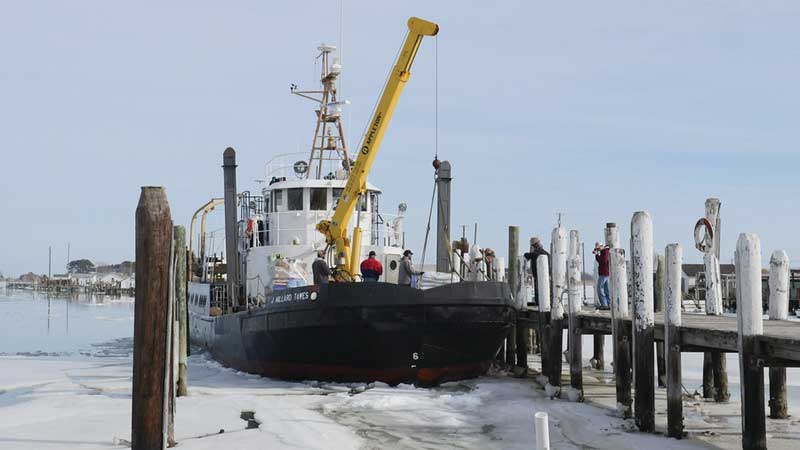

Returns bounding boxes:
[1,290,798,449]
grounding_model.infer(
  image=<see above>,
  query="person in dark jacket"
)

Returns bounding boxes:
[523,237,550,307]
[312,250,331,285]
[360,251,383,282]
[594,242,610,309]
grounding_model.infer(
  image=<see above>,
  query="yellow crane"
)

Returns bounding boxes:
[316,16,439,281]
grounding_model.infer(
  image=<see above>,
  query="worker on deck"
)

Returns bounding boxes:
[360,251,383,282]
[593,242,610,310]
[312,250,331,285]
[398,250,422,287]
[523,237,550,307]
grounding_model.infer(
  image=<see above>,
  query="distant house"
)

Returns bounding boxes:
[19,272,42,285]
[98,272,125,287]
[69,273,97,286]
[681,263,735,297]
[120,277,135,290]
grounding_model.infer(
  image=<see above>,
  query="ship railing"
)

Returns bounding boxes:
[264,151,349,181]
[242,211,404,248]
[210,283,229,315]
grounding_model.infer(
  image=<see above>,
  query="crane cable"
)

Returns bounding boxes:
[419,36,444,273]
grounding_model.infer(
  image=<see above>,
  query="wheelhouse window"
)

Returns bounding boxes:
[272,190,283,212]
[358,194,367,212]
[332,188,343,208]
[310,188,327,210]
[287,188,303,211]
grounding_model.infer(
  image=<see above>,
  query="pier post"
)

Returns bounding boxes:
[631,211,655,432]
[604,223,618,366]
[508,226,520,367]
[174,225,189,397]
[665,244,684,438]
[567,253,584,401]
[768,250,789,419]
[133,187,172,450]
[537,255,552,385]
[655,254,666,388]
[610,248,631,417]
[703,198,729,402]
[534,412,550,450]
[736,233,766,450]
[547,226,567,395]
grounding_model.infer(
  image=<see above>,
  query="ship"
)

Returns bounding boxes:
[187,17,516,386]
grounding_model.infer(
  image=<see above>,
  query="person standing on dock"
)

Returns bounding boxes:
[524,237,550,307]
[593,242,610,309]
[399,250,421,287]
[360,251,383,282]
[312,250,331,285]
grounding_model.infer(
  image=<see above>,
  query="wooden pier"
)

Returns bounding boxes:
[513,222,800,450]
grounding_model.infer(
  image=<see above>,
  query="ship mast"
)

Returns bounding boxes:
[291,44,351,179]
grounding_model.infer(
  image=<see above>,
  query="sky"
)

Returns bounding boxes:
[1,1,799,276]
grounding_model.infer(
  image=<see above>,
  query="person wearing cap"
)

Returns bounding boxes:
[360,250,383,282]
[312,250,331,285]
[398,249,421,286]
[593,242,610,310]
[523,237,550,307]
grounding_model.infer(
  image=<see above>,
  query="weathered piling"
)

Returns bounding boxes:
[655,254,666,388]
[665,244,684,438]
[631,211,655,432]
[703,198,729,402]
[536,255,552,384]
[547,226,567,395]
[604,223,619,366]
[736,233,766,450]
[610,248,632,418]
[567,254,584,401]
[174,225,188,397]
[132,187,172,450]
[508,225,520,367]
[768,250,789,419]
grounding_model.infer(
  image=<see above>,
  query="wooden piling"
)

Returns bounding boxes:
[631,211,655,432]
[547,226,567,395]
[132,187,172,450]
[610,248,632,418]
[665,244,684,438]
[736,233,766,450]
[174,225,188,397]
[508,226,520,367]
[604,223,618,371]
[567,254,584,401]
[703,198,729,402]
[655,254,666,388]
[536,255,552,385]
[768,250,789,419]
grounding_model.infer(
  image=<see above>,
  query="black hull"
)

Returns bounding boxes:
[192,281,516,385]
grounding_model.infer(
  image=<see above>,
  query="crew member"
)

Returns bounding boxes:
[398,249,421,287]
[523,237,550,307]
[360,250,383,282]
[312,250,331,285]
[594,242,610,310]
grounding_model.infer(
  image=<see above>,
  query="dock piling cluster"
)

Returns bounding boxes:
[513,202,798,450]
[132,186,190,450]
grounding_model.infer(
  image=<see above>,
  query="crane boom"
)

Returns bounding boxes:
[316,17,439,280]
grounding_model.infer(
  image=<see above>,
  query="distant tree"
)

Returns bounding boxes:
[67,259,96,274]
